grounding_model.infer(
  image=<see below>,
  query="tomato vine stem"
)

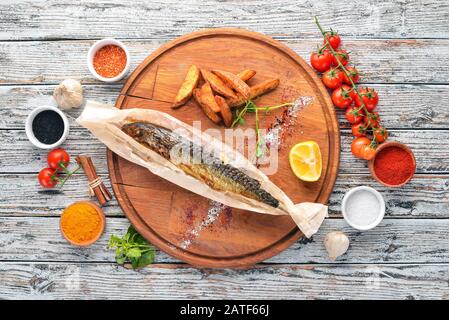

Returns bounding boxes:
[314,16,379,148]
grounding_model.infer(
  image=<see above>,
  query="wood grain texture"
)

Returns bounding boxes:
[1,217,449,264]
[0,174,122,217]
[1,0,449,299]
[1,262,449,299]
[1,174,448,218]
[1,39,448,85]
[1,129,448,174]
[2,84,449,130]
[111,28,340,268]
[1,0,449,40]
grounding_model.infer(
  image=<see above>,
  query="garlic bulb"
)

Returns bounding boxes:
[324,231,349,261]
[53,79,84,110]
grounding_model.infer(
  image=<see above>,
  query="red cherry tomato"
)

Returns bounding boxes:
[362,145,377,160]
[310,50,332,72]
[374,127,388,143]
[351,123,367,137]
[351,137,371,159]
[331,85,353,109]
[322,68,343,89]
[331,49,349,66]
[345,106,364,124]
[323,31,341,50]
[47,148,70,171]
[38,168,58,188]
[355,87,379,111]
[364,111,380,128]
[341,66,359,85]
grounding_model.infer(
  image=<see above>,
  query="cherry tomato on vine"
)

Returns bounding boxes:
[310,50,332,72]
[322,68,343,89]
[47,148,70,171]
[362,145,377,160]
[331,85,353,109]
[323,31,341,50]
[331,49,349,66]
[374,127,388,143]
[38,167,58,188]
[341,66,359,85]
[345,106,364,124]
[355,87,379,111]
[351,123,367,137]
[351,137,371,159]
[364,111,380,128]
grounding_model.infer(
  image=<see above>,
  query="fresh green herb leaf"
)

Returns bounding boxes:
[230,99,294,158]
[108,225,156,269]
[135,250,155,268]
[127,248,142,258]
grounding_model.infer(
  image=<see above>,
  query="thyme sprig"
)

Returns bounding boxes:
[232,100,294,157]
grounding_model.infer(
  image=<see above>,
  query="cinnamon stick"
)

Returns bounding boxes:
[76,155,112,206]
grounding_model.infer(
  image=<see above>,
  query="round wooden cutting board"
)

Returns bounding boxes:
[107,28,340,268]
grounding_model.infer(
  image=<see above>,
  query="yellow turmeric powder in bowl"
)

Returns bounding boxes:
[60,201,105,246]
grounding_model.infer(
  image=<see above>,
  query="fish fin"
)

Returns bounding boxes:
[291,203,328,238]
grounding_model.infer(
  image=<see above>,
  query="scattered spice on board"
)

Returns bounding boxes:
[179,201,227,250]
[265,96,311,148]
[373,146,415,186]
[93,45,127,78]
[60,202,104,245]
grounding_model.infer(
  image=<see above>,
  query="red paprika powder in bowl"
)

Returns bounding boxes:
[368,141,416,188]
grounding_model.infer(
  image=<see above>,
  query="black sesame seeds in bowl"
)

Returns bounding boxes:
[25,106,69,149]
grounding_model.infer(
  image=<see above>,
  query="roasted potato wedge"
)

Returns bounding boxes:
[215,95,233,127]
[172,65,200,108]
[212,69,251,100]
[201,69,236,99]
[237,69,256,82]
[193,88,222,124]
[199,82,221,113]
[227,78,280,108]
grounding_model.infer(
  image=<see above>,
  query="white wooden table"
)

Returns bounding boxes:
[1,0,449,300]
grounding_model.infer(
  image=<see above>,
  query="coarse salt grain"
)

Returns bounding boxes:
[344,189,381,227]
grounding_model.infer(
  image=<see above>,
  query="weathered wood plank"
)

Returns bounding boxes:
[1,129,447,174]
[0,174,447,218]
[331,174,449,218]
[0,174,122,217]
[1,217,449,264]
[339,130,449,174]
[0,39,448,85]
[2,84,448,130]
[1,262,449,299]
[0,85,121,129]
[1,0,449,40]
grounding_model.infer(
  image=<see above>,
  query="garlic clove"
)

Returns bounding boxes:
[324,231,349,261]
[53,79,84,110]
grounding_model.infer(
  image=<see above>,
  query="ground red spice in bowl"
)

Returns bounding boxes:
[93,44,127,78]
[373,145,415,186]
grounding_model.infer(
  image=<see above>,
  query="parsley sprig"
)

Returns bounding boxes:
[108,226,156,269]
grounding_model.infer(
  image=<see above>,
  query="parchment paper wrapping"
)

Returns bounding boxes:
[77,101,328,237]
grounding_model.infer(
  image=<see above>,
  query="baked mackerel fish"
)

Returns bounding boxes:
[122,122,279,208]
[77,101,327,238]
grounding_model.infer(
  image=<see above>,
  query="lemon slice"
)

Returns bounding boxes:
[289,141,322,182]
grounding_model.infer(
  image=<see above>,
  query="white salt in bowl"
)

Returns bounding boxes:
[341,186,385,231]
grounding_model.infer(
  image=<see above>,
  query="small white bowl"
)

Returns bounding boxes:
[341,186,385,231]
[87,38,130,83]
[25,105,69,149]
